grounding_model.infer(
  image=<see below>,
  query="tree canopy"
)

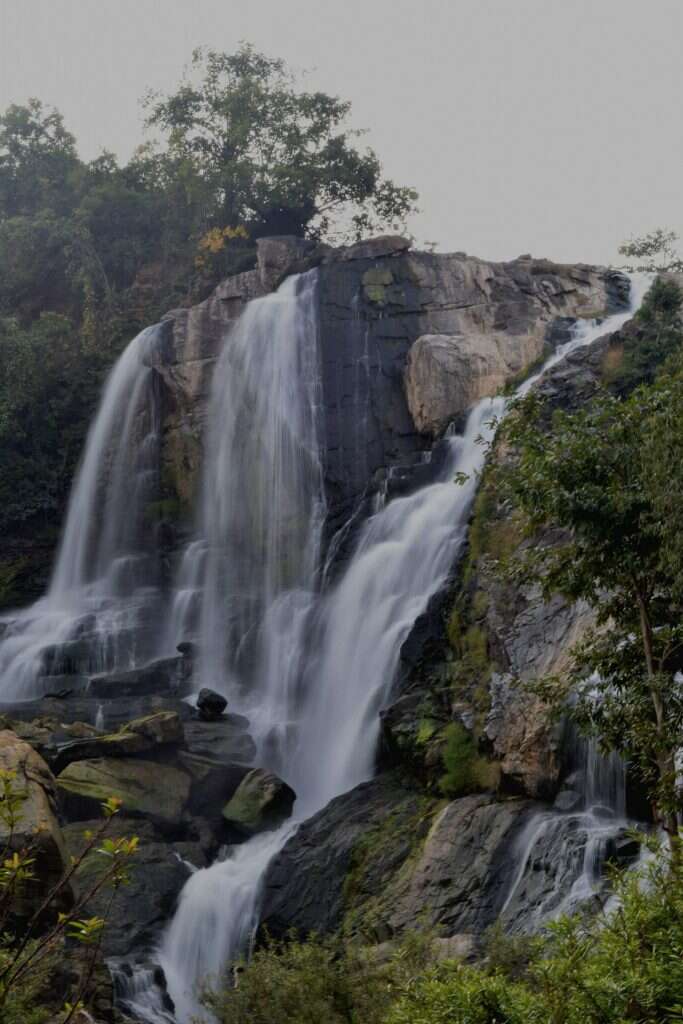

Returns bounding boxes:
[141,45,418,242]
[0,45,418,605]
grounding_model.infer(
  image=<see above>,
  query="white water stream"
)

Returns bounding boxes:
[0,325,164,700]
[122,272,650,1022]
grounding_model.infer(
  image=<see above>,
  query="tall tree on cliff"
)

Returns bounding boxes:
[139,44,418,244]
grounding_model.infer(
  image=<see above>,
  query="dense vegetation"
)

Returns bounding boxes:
[0,45,417,607]
[499,279,683,854]
[203,840,683,1024]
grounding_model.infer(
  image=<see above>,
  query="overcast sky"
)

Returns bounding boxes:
[1,0,681,265]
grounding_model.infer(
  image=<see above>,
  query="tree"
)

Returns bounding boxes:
[499,293,683,856]
[619,228,683,273]
[142,44,418,243]
[0,99,81,219]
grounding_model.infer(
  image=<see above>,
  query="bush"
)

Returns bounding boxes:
[438,723,496,798]
[389,837,683,1024]
[205,840,683,1024]
[202,930,433,1024]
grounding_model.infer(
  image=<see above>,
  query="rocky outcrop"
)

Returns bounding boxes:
[222,768,296,835]
[56,757,192,826]
[50,710,184,773]
[196,687,228,720]
[260,774,532,944]
[260,774,436,940]
[402,262,626,436]
[63,817,207,957]
[152,240,627,539]
[0,730,70,921]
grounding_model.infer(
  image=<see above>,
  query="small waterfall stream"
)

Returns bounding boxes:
[0,325,165,700]
[124,272,650,1022]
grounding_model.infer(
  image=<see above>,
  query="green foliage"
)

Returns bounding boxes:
[604,277,683,394]
[0,770,138,1021]
[202,930,434,1024]
[388,843,683,1024]
[0,49,417,578]
[143,44,418,244]
[619,227,683,273]
[438,723,496,798]
[205,845,683,1024]
[500,335,683,848]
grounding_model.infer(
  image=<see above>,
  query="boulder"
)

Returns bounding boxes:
[0,729,71,921]
[405,331,531,435]
[183,713,257,764]
[56,757,191,827]
[222,768,296,835]
[196,687,227,720]
[261,775,535,944]
[122,709,184,745]
[50,711,184,774]
[178,751,249,818]
[339,235,412,261]
[62,818,206,957]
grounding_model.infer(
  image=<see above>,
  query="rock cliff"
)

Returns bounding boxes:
[151,238,627,542]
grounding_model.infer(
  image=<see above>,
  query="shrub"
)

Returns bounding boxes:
[201,930,433,1024]
[438,723,497,798]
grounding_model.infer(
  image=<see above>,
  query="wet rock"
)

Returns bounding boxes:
[50,710,184,774]
[56,757,191,826]
[0,729,71,921]
[222,768,296,835]
[374,795,533,939]
[260,775,437,939]
[196,687,228,720]
[176,640,197,658]
[554,788,582,812]
[261,776,533,943]
[88,655,185,698]
[184,713,257,764]
[178,751,249,819]
[62,817,206,958]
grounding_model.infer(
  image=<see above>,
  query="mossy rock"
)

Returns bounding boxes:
[56,757,191,825]
[51,711,184,773]
[222,768,296,835]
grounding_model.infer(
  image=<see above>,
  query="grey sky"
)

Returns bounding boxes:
[1,0,681,265]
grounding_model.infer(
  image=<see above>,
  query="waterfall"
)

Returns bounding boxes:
[122,272,649,1023]
[0,325,164,700]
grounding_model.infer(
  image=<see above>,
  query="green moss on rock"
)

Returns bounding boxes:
[56,757,191,825]
[222,768,296,835]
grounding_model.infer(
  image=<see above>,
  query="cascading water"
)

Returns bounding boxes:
[124,273,650,1023]
[0,325,164,700]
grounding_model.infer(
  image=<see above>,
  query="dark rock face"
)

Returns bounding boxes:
[260,774,533,943]
[62,817,207,957]
[260,775,436,939]
[197,687,228,720]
